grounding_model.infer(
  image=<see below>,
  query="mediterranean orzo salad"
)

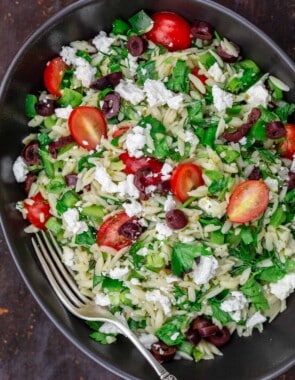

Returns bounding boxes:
[13,9,295,363]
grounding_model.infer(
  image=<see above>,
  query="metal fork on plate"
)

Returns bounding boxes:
[32,231,177,380]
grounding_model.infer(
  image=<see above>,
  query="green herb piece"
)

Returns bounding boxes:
[198,52,216,69]
[187,100,204,125]
[274,102,295,124]
[171,243,211,277]
[285,188,295,203]
[78,151,104,172]
[56,190,80,214]
[136,60,156,85]
[177,341,194,358]
[205,170,223,182]
[226,105,242,115]
[240,227,254,245]
[112,19,130,35]
[129,239,147,270]
[59,88,83,108]
[98,87,113,101]
[128,318,147,331]
[128,10,153,34]
[209,230,224,245]
[45,176,66,194]
[156,315,189,346]
[75,229,96,245]
[166,59,190,94]
[215,145,240,163]
[89,331,117,344]
[270,207,286,227]
[76,50,92,63]
[25,94,37,117]
[61,69,74,89]
[102,277,123,292]
[38,131,52,147]
[256,266,286,283]
[240,277,269,311]
[93,274,104,288]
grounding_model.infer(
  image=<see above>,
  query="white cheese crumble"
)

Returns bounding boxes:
[92,31,115,54]
[123,199,142,217]
[99,322,121,335]
[245,83,270,108]
[117,174,140,198]
[94,165,118,193]
[164,195,176,212]
[145,289,171,316]
[115,79,145,105]
[62,208,88,235]
[192,256,218,285]
[155,222,173,240]
[62,246,75,268]
[125,126,146,158]
[246,312,266,329]
[197,197,227,218]
[55,105,73,119]
[138,333,158,349]
[269,273,295,300]
[212,85,233,112]
[208,63,226,83]
[161,163,173,180]
[143,79,184,110]
[13,156,28,183]
[220,291,248,322]
[126,53,138,76]
[60,46,77,65]
[95,293,111,306]
[109,267,129,279]
[166,94,184,110]
[74,58,96,87]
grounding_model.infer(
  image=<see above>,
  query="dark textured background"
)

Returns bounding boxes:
[0,1,294,379]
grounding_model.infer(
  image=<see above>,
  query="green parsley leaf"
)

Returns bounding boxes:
[240,278,269,311]
[166,59,190,94]
[274,102,295,124]
[136,60,156,85]
[156,315,189,346]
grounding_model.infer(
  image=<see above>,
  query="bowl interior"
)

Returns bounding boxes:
[0,0,294,379]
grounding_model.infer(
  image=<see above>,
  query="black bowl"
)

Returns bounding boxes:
[0,1,294,379]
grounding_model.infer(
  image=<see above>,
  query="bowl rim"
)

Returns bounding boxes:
[0,0,294,379]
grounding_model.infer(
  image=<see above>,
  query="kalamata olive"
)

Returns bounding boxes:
[90,71,123,90]
[156,180,171,195]
[24,173,37,194]
[191,316,211,331]
[266,121,286,139]
[206,327,231,347]
[165,209,188,230]
[127,36,148,56]
[102,92,120,119]
[222,123,251,142]
[185,328,201,346]
[150,341,176,363]
[247,107,261,125]
[197,325,219,338]
[191,20,214,41]
[65,174,78,187]
[287,172,295,191]
[118,220,142,240]
[48,135,75,158]
[134,168,151,193]
[35,98,55,116]
[21,140,41,165]
[248,166,262,180]
[217,42,240,63]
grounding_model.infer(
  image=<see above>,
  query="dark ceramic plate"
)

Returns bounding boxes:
[0,1,294,379]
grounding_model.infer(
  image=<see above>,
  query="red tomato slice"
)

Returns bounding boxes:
[96,212,135,251]
[69,106,107,151]
[171,163,204,202]
[227,180,269,223]
[119,151,163,174]
[44,57,66,97]
[112,126,130,138]
[191,67,207,85]
[146,12,192,52]
[279,123,295,159]
[24,193,51,230]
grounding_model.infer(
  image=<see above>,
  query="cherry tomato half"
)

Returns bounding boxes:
[146,12,192,52]
[119,151,163,174]
[44,57,66,97]
[112,126,130,139]
[279,124,295,159]
[69,106,107,151]
[227,180,269,224]
[171,163,204,202]
[96,212,135,251]
[24,193,51,230]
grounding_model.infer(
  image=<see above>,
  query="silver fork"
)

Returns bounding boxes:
[32,231,177,380]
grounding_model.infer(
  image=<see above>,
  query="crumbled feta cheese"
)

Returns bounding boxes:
[117,174,140,198]
[264,177,278,193]
[245,83,270,108]
[60,46,77,65]
[125,126,146,158]
[143,79,184,110]
[184,130,198,144]
[13,156,28,183]
[220,291,248,322]
[212,85,233,111]
[94,165,118,193]
[246,312,266,328]
[74,57,96,87]
[138,333,158,349]
[130,278,140,285]
[198,197,227,218]
[208,63,226,83]
[62,208,88,235]
[115,79,145,105]
[109,267,129,279]
[92,31,115,54]
[164,195,176,212]
[166,94,184,110]
[123,199,142,217]
[155,222,173,240]
[99,322,121,335]
[126,53,138,76]
[161,163,173,180]
[146,289,171,316]
[62,246,75,268]
[192,256,218,285]
[269,273,295,300]
[95,293,111,306]
[55,105,73,119]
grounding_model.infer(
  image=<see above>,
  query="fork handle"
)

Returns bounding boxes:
[115,322,177,380]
